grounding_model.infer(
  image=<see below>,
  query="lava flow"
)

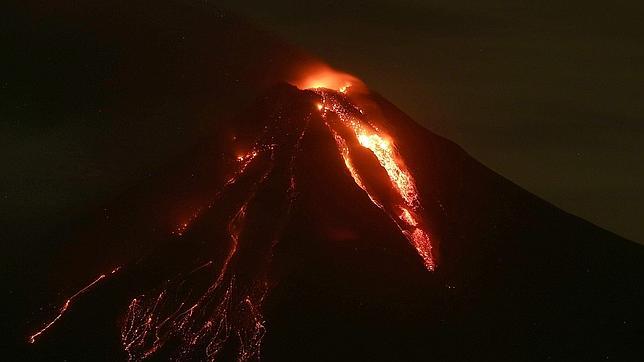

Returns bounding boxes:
[28,68,436,360]
[310,85,436,271]
[120,115,307,360]
[28,266,121,344]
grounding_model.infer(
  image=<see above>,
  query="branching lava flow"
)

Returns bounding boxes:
[28,70,437,361]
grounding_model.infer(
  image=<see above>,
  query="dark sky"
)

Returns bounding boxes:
[219,0,644,243]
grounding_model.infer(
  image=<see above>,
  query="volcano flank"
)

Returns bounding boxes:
[5,2,643,361]
[19,82,644,361]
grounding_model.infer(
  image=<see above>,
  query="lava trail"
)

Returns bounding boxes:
[29,73,437,360]
[120,110,309,360]
[28,266,121,344]
[312,86,436,271]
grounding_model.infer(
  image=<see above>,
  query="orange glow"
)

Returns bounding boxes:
[291,64,364,93]
[32,66,437,361]
[356,132,419,209]
[313,87,436,271]
[236,150,258,163]
[121,148,277,361]
[329,127,383,209]
[405,229,434,270]
[399,207,418,227]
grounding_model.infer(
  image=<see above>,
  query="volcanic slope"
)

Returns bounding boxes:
[20,83,644,361]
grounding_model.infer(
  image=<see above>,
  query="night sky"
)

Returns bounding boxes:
[219,0,644,243]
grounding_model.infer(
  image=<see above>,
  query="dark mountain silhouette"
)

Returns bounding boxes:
[4,1,643,361]
[14,81,644,361]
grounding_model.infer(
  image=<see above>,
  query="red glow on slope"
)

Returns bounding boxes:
[399,207,418,227]
[357,132,420,209]
[291,64,363,94]
[173,148,260,237]
[30,66,437,360]
[119,131,302,360]
[308,77,437,271]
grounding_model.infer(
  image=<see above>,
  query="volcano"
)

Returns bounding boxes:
[6,2,644,361]
[18,80,644,361]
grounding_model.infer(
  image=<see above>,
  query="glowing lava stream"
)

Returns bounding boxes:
[312,87,436,271]
[120,123,308,361]
[28,72,435,360]
[28,266,121,344]
[121,149,274,361]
